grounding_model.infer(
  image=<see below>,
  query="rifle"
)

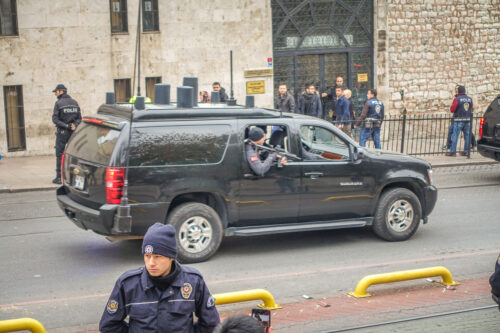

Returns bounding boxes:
[251,143,302,167]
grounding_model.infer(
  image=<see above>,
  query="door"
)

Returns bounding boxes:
[237,123,301,226]
[298,124,373,221]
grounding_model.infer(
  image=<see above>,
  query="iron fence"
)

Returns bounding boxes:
[333,114,482,156]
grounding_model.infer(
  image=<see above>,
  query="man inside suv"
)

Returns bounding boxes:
[245,127,287,176]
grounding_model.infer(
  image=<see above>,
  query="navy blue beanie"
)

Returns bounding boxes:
[249,127,265,141]
[142,223,177,258]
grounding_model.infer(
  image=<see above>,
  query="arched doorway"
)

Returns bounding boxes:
[272,0,373,116]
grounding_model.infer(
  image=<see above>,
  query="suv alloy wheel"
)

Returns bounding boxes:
[167,202,223,263]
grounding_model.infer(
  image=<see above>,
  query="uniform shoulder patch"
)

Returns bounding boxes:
[207,295,216,309]
[250,156,259,162]
[107,300,119,314]
[182,265,202,277]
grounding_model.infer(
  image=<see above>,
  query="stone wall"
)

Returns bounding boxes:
[377,0,500,115]
[0,0,273,156]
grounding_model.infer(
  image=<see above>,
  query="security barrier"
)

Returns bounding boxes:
[0,318,46,333]
[214,288,281,309]
[349,266,459,298]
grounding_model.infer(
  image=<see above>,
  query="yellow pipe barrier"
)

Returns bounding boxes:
[349,266,460,298]
[0,318,47,333]
[214,288,281,310]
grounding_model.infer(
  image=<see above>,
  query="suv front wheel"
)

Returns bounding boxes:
[373,188,422,241]
[167,202,223,263]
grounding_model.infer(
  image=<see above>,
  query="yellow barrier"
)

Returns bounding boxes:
[0,318,46,333]
[349,266,460,298]
[214,288,281,309]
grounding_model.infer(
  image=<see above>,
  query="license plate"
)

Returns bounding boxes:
[74,175,85,190]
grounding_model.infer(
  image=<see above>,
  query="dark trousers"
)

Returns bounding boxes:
[55,130,71,178]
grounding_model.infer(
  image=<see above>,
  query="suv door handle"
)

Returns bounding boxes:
[244,173,259,179]
[304,172,323,179]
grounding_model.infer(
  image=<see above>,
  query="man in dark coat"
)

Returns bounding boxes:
[275,83,295,113]
[99,223,220,332]
[298,84,322,118]
[52,84,81,184]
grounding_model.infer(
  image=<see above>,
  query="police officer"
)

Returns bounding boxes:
[52,84,81,184]
[245,127,286,177]
[490,254,500,311]
[446,85,473,157]
[355,88,384,149]
[99,223,220,332]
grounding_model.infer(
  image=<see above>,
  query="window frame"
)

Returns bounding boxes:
[114,78,132,103]
[145,76,161,102]
[109,0,128,34]
[299,124,351,162]
[142,0,159,32]
[3,85,26,151]
[0,0,19,37]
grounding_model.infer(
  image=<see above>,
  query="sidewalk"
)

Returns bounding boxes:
[0,153,497,193]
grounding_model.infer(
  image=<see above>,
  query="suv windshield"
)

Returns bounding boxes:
[65,123,121,165]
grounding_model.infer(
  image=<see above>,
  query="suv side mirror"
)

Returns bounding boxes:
[353,146,364,160]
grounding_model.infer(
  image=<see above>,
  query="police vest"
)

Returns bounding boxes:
[454,94,473,118]
[367,98,384,120]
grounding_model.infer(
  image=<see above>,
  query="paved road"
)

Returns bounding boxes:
[0,165,499,331]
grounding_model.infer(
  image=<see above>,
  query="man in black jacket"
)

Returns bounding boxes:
[52,84,81,184]
[212,82,228,103]
[275,83,295,113]
[298,83,322,119]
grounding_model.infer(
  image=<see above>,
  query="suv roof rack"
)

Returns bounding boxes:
[97,103,290,121]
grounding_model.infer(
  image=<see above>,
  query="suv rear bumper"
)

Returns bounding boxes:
[477,139,500,161]
[423,185,437,217]
[56,186,169,236]
[56,186,117,235]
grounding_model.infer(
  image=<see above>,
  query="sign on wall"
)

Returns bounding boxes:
[357,73,368,82]
[244,69,273,78]
[246,81,265,94]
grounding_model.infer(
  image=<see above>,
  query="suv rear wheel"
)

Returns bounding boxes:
[373,188,422,241]
[167,202,223,263]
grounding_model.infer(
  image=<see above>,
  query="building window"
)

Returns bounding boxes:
[114,79,131,103]
[145,77,161,102]
[142,0,159,32]
[3,85,26,151]
[110,0,128,33]
[0,0,18,36]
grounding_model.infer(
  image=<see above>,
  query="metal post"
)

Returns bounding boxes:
[467,112,473,159]
[136,0,142,97]
[400,89,407,154]
[227,50,236,105]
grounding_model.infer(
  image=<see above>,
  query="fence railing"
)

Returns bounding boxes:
[333,114,481,156]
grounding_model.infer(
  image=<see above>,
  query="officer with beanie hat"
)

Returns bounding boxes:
[100,222,220,333]
[245,127,287,176]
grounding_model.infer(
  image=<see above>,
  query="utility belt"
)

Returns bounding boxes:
[362,118,381,128]
[56,127,73,135]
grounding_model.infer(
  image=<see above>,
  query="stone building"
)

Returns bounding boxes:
[1,0,498,156]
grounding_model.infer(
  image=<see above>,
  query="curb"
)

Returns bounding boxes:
[0,186,58,194]
[430,161,499,168]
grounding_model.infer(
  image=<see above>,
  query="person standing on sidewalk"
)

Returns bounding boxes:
[52,84,81,184]
[334,86,351,137]
[99,223,220,333]
[490,254,500,310]
[446,85,473,157]
[355,88,384,149]
[298,83,322,119]
[275,83,295,113]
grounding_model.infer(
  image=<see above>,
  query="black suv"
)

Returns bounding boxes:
[57,91,437,263]
[477,94,500,161]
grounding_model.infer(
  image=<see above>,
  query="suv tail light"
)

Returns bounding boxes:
[106,167,125,204]
[479,117,485,138]
[61,152,66,184]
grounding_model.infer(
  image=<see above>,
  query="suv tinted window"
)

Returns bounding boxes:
[129,125,230,166]
[300,125,350,160]
[66,123,121,165]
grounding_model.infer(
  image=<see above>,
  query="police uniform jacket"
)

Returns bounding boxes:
[245,142,277,177]
[490,255,500,299]
[356,97,384,127]
[99,264,220,333]
[450,93,473,119]
[52,93,81,131]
